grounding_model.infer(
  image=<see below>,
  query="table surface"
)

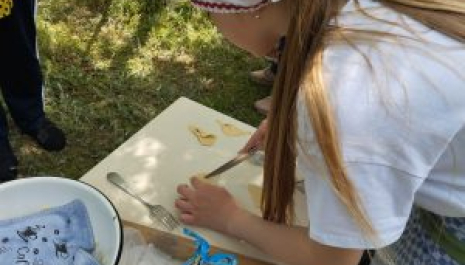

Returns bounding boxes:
[80,97,308,264]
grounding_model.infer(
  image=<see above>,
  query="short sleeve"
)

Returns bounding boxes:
[294,43,427,248]
[294,39,428,248]
[294,0,465,249]
[297,155,424,249]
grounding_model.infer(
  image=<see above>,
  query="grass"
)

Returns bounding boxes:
[9,0,270,178]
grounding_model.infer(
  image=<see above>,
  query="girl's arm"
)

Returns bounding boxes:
[176,177,363,265]
[229,210,362,265]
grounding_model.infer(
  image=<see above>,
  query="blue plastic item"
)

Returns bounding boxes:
[182,228,238,265]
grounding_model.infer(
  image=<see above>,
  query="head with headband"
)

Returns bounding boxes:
[190,0,288,57]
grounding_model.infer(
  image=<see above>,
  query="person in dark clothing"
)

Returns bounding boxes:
[0,0,66,181]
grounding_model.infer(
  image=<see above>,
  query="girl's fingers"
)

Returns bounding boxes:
[190,176,207,189]
[178,195,188,201]
[179,213,196,225]
[175,198,194,212]
[241,119,268,152]
[242,134,261,153]
[177,183,196,200]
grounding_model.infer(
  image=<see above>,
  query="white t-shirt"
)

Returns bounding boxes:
[297,0,465,249]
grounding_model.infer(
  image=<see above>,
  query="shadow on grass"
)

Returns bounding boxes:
[85,0,115,54]
[86,0,167,57]
[21,1,268,178]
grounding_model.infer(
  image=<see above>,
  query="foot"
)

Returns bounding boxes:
[0,140,18,183]
[25,117,66,151]
[249,66,276,86]
[254,96,272,115]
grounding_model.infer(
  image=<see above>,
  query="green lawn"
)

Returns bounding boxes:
[10,0,269,178]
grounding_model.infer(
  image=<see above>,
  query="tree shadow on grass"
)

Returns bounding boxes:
[25,0,267,178]
[106,0,167,69]
[85,0,115,54]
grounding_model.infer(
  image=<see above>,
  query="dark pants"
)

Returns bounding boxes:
[0,0,45,140]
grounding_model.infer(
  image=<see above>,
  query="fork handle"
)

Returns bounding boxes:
[107,172,151,208]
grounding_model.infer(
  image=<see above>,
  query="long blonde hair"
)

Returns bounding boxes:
[262,0,465,236]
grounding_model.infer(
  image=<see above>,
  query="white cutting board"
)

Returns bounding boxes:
[81,97,308,264]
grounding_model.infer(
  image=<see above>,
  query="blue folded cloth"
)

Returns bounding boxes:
[0,199,100,265]
[74,249,103,265]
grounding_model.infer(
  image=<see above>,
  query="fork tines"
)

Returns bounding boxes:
[150,206,180,231]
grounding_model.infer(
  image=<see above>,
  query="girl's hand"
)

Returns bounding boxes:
[241,119,268,153]
[175,177,244,235]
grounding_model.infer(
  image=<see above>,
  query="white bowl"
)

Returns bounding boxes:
[0,177,123,265]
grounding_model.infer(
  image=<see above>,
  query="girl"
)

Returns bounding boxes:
[175,0,465,264]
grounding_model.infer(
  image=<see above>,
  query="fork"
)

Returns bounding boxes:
[106,172,180,231]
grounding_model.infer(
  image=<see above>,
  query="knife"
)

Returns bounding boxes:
[204,148,257,179]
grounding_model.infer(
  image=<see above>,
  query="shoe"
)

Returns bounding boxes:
[254,96,272,115]
[250,66,276,86]
[0,140,18,183]
[25,117,66,151]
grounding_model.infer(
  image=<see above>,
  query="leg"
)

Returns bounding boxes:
[249,60,277,87]
[0,104,18,181]
[0,0,65,151]
[250,36,286,114]
[0,0,30,181]
[0,0,44,132]
[250,59,276,114]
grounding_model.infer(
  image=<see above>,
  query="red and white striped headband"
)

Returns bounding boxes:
[191,0,280,13]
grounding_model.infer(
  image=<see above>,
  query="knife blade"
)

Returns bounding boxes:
[204,148,257,179]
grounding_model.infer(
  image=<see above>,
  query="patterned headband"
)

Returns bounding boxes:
[191,0,280,13]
